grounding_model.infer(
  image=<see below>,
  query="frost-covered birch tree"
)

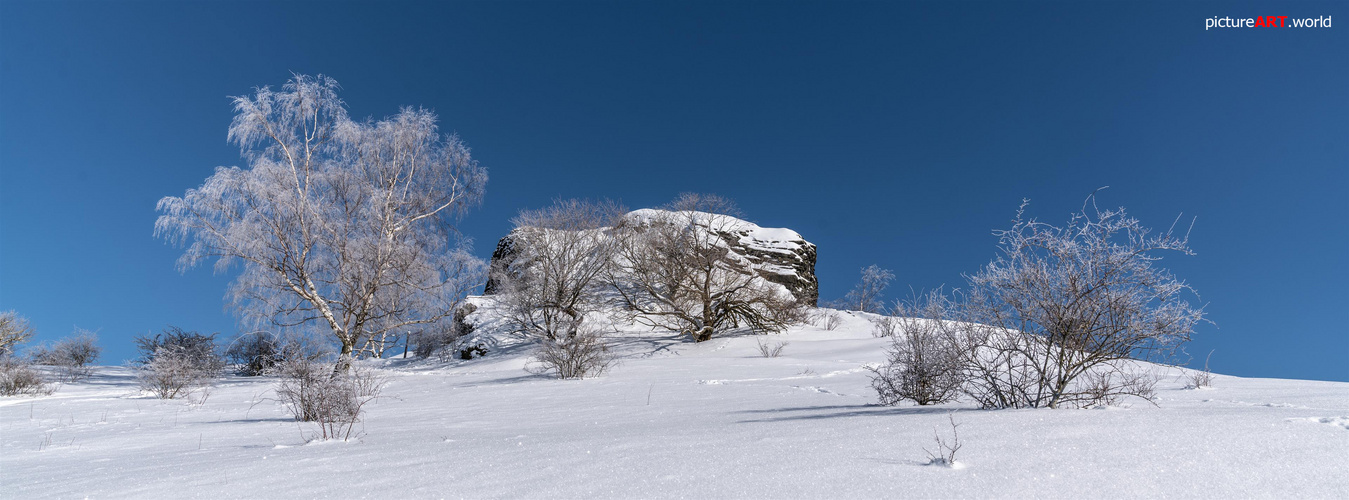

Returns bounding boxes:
[837,265,894,313]
[156,74,487,371]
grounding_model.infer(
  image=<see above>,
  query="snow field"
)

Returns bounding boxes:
[3,311,1347,499]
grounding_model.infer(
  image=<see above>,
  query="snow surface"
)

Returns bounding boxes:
[3,308,1347,499]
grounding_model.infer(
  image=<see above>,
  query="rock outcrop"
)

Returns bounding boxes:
[483,210,818,306]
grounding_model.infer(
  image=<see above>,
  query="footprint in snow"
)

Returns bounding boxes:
[791,385,848,396]
[1290,416,1349,430]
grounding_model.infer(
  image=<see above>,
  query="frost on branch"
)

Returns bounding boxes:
[953,194,1206,409]
[155,74,487,372]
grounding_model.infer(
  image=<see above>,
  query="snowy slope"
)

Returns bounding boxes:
[2,309,1347,499]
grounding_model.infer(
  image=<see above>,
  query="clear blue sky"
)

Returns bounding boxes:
[1,1,1345,381]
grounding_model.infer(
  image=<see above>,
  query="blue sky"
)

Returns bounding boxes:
[1,1,1345,381]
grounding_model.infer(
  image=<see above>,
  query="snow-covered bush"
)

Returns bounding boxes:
[868,293,964,406]
[951,196,1206,409]
[137,350,212,399]
[0,356,54,396]
[274,359,386,440]
[30,329,101,382]
[134,327,226,399]
[528,330,615,379]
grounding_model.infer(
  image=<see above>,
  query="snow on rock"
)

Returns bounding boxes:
[484,209,818,305]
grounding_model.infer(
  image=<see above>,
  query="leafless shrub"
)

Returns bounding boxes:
[0,311,35,357]
[924,413,963,467]
[870,315,899,337]
[0,356,54,396]
[31,329,101,383]
[951,195,1206,409]
[868,293,964,406]
[1189,350,1215,389]
[134,327,226,399]
[274,359,387,440]
[225,331,327,376]
[809,309,843,331]
[137,348,215,399]
[528,329,616,379]
[756,338,788,358]
[1077,368,1156,408]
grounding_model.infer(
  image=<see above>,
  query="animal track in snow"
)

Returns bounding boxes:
[1289,416,1349,430]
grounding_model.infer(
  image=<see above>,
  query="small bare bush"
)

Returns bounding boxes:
[274,359,387,440]
[32,329,101,383]
[813,310,843,331]
[134,327,225,399]
[0,356,54,396]
[1188,350,1214,389]
[869,293,965,406]
[529,330,615,379]
[137,349,210,399]
[870,315,899,337]
[1079,369,1156,408]
[756,338,788,358]
[924,413,964,467]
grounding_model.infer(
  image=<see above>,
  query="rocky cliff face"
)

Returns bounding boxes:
[483,210,818,306]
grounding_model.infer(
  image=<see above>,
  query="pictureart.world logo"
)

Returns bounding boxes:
[1206,15,1332,30]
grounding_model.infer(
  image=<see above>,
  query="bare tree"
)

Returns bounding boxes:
[608,194,801,342]
[494,199,625,341]
[836,265,894,313]
[155,74,488,372]
[952,195,1206,409]
[0,311,35,357]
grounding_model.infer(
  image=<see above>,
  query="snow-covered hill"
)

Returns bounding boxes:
[2,308,1347,498]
